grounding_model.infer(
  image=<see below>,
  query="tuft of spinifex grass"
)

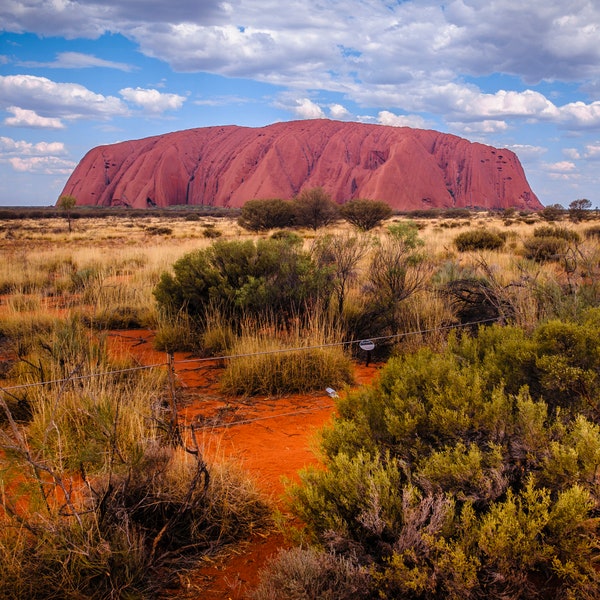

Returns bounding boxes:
[220,315,354,396]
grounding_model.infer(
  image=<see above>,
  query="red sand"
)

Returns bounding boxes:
[107,330,379,599]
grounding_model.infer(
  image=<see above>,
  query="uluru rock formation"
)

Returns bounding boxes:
[60,119,541,211]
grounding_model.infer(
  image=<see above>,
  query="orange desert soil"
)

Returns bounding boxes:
[107,330,380,599]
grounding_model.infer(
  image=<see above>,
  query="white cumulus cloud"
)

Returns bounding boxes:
[0,74,128,119]
[584,143,600,159]
[377,110,428,129]
[292,98,325,119]
[119,87,186,113]
[4,106,65,128]
[544,161,577,173]
[0,135,75,174]
[328,103,351,119]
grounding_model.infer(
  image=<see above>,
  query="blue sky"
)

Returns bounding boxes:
[2,1,600,207]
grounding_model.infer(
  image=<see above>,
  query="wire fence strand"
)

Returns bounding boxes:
[0,317,499,394]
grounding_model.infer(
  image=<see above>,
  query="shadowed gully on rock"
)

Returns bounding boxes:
[61,119,541,211]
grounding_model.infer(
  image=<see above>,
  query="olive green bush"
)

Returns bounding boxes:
[523,235,568,262]
[453,228,506,252]
[153,237,332,329]
[280,314,600,599]
[532,225,581,243]
[292,187,340,231]
[340,199,393,231]
[523,226,581,263]
[238,198,295,231]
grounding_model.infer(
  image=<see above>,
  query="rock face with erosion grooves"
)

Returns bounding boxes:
[60,119,542,211]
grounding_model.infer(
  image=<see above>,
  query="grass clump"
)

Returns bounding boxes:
[453,228,506,251]
[221,344,353,396]
[251,546,372,600]
[220,314,353,396]
[0,320,271,598]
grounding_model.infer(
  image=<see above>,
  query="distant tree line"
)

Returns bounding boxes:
[237,188,393,232]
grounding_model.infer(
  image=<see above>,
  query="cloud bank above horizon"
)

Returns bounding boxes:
[2,0,600,206]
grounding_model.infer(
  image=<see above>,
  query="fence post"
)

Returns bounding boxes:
[166,353,182,446]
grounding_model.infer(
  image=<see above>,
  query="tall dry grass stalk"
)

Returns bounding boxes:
[0,309,270,597]
[220,309,354,396]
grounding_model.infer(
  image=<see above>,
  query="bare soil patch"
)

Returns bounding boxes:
[107,329,379,599]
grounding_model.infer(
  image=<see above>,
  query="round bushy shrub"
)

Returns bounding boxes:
[238,198,295,231]
[153,237,332,327]
[523,236,568,262]
[453,228,506,252]
[533,225,581,243]
[340,199,393,231]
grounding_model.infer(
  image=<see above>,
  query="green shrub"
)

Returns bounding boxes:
[153,237,332,331]
[523,235,568,262]
[292,187,340,231]
[539,203,564,221]
[283,318,600,599]
[532,225,581,242]
[453,229,505,251]
[340,199,393,231]
[238,198,295,231]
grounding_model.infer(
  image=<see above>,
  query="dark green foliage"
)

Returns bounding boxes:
[532,225,581,242]
[523,236,568,262]
[292,187,340,230]
[238,198,295,231]
[539,203,564,222]
[453,228,506,252]
[569,198,592,222]
[153,237,332,327]
[523,226,580,262]
[284,316,600,599]
[340,199,393,231]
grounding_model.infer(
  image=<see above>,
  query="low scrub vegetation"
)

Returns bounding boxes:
[0,316,269,598]
[279,314,600,599]
[3,208,600,598]
[453,228,506,251]
[340,199,393,231]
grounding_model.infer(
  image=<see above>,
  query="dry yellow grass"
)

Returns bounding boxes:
[1,211,598,335]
